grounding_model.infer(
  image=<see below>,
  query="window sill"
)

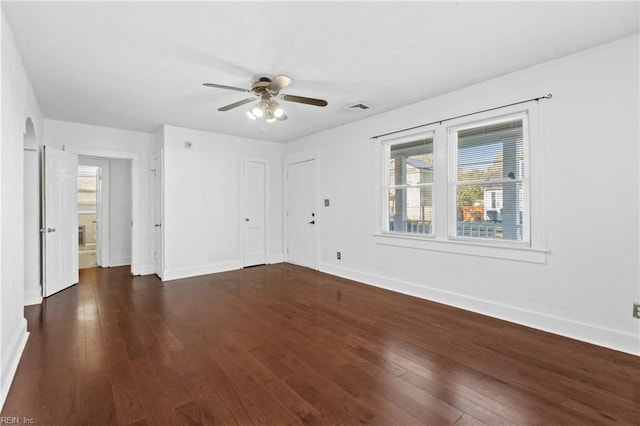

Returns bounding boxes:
[373,233,547,263]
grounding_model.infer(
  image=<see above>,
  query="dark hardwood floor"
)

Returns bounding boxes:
[2,264,639,425]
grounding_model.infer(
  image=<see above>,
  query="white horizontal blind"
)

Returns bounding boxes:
[453,117,526,241]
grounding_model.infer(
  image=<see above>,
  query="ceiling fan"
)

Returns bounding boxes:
[203,75,328,123]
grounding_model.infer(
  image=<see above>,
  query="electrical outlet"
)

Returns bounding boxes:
[633,303,640,319]
[337,252,341,260]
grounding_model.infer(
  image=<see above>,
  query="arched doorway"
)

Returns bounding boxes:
[23,118,41,305]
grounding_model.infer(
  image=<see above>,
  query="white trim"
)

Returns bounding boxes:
[527,101,546,253]
[0,319,29,410]
[23,290,42,306]
[63,146,142,275]
[373,233,547,263]
[319,263,639,356]
[283,149,320,270]
[139,263,156,276]
[109,257,131,267]
[162,260,242,281]
[284,148,319,166]
[153,151,164,279]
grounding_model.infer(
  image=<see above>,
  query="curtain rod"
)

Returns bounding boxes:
[369,93,552,140]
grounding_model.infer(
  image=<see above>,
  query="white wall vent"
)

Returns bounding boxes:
[344,102,372,111]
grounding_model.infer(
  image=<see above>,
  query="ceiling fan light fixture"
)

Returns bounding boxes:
[246,110,257,120]
[265,107,276,123]
[273,105,284,118]
[251,105,264,118]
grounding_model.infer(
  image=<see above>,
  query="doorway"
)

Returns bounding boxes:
[78,165,99,269]
[23,118,41,305]
[77,156,132,271]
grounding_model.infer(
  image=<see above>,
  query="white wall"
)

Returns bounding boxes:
[1,11,43,408]
[162,125,284,280]
[109,159,132,266]
[285,36,640,355]
[43,119,153,275]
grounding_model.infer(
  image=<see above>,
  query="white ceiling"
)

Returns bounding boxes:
[3,1,638,143]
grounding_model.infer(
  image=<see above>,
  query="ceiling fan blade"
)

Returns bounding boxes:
[203,83,251,93]
[218,97,255,112]
[280,94,328,107]
[268,75,292,93]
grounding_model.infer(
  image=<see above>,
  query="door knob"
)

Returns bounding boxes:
[47,227,55,233]
[245,218,250,222]
[308,220,315,225]
[154,224,161,227]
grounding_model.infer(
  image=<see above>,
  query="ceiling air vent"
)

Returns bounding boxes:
[344,102,371,111]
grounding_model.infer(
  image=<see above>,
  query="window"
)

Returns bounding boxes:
[376,105,544,262]
[78,166,98,214]
[384,134,434,235]
[450,114,528,243]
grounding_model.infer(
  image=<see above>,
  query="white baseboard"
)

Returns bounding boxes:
[138,264,156,276]
[163,260,242,282]
[109,257,131,268]
[319,263,640,356]
[1,319,29,410]
[269,254,286,264]
[23,288,42,306]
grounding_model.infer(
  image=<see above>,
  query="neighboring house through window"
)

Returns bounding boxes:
[385,134,434,235]
[450,113,528,243]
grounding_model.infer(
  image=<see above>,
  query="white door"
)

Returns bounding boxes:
[95,166,103,266]
[153,154,164,278]
[243,160,266,267]
[43,146,79,297]
[286,159,317,269]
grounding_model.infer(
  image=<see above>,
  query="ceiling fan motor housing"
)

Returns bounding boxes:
[252,77,274,96]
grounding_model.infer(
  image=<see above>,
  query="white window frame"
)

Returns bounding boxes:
[381,130,436,238]
[448,112,530,248]
[373,101,547,263]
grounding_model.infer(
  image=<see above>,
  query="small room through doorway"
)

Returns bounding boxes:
[78,165,99,269]
[77,156,133,271]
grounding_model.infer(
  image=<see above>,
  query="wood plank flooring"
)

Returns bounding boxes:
[2,264,639,425]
